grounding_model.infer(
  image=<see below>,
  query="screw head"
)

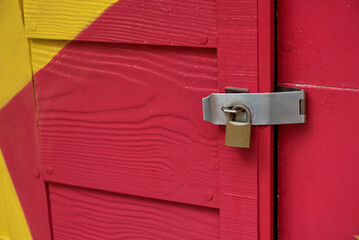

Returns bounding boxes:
[46,167,53,176]
[32,170,40,179]
[198,35,208,45]
[204,191,213,201]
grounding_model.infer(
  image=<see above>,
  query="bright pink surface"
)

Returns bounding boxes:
[217,0,266,239]
[35,42,220,208]
[0,83,52,240]
[278,84,359,240]
[76,0,216,48]
[49,183,220,240]
[35,0,275,238]
[278,1,359,239]
[278,0,359,88]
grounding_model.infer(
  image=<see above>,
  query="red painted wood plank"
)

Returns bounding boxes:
[258,0,275,239]
[35,42,219,208]
[0,83,52,240]
[76,0,216,48]
[278,0,359,88]
[49,183,220,240]
[217,0,259,239]
[278,83,359,240]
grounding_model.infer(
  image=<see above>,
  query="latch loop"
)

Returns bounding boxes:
[202,87,306,125]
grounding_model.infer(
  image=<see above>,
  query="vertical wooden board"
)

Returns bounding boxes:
[217,0,260,239]
[24,0,217,48]
[49,183,220,240]
[0,83,52,240]
[0,153,11,239]
[35,42,220,208]
[278,84,359,240]
[277,0,359,88]
[0,151,32,240]
[0,0,32,108]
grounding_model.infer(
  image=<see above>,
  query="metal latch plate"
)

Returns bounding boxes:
[202,87,305,125]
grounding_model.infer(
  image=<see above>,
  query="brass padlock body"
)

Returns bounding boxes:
[225,121,251,148]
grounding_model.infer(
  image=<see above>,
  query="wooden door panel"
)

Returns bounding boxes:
[35,42,219,208]
[217,0,274,239]
[278,1,359,239]
[26,0,275,239]
[278,84,359,239]
[24,0,217,48]
[278,0,359,89]
[49,183,220,240]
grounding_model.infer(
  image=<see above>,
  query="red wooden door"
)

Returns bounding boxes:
[278,0,359,239]
[29,0,274,239]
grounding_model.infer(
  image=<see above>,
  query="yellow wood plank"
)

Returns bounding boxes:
[0,151,32,240]
[24,0,117,40]
[30,39,70,74]
[0,164,11,240]
[0,0,32,108]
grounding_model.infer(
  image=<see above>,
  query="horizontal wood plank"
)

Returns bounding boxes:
[49,183,220,240]
[24,0,216,48]
[35,42,219,208]
[30,39,70,74]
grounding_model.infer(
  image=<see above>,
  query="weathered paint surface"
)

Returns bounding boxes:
[278,0,359,239]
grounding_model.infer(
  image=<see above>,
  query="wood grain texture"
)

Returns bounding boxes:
[49,183,220,240]
[0,83,52,240]
[24,0,117,40]
[30,39,70,74]
[278,83,359,240]
[217,0,259,239]
[0,0,32,108]
[24,0,217,48]
[35,42,219,208]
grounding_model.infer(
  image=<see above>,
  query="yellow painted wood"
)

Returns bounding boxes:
[30,39,70,74]
[24,0,117,40]
[0,151,33,240]
[0,167,11,240]
[0,0,32,109]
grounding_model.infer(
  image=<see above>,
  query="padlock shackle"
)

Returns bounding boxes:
[222,104,251,123]
[232,105,251,122]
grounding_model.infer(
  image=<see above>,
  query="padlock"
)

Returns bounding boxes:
[224,105,251,148]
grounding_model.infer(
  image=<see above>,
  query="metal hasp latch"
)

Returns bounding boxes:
[202,87,306,125]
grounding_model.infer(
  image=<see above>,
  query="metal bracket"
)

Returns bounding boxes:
[202,87,306,125]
